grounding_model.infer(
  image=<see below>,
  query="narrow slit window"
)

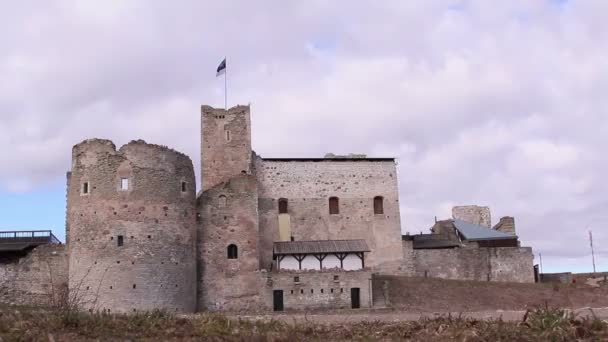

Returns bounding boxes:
[117,235,124,247]
[329,197,339,215]
[227,244,238,259]
[373,196,384,214]
[278,198,288,214]
[181,181,187,192]
[82,182,89,194]
[225,130,231,141]
[121,178,129,190]
[218,195,227,208]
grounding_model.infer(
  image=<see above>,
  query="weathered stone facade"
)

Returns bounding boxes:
[0,244,67,306]
[269,271,372,310]
[254,157,405,274]
[405,242,534,283]
[452,205,491,228]
[67,139,197,313]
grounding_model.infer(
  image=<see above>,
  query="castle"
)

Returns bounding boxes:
[0,104,534,313]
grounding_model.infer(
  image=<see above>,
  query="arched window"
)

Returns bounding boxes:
[329,197,340,215]
[218,195,227,208]
[278,198,288,214]
[227,244,238,259]
[374,196,384,215]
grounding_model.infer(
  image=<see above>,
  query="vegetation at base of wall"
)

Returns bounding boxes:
[0,306,606,341]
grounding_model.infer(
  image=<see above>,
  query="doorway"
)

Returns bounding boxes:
[273,290,284,311]
[350,288,360,309]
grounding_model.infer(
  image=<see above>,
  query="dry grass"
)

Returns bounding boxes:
[0,305,606,341]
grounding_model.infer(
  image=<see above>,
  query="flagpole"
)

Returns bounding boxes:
[224,57,227,110]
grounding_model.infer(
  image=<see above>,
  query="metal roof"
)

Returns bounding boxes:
[273,239,370,255]
[453,220,517,241]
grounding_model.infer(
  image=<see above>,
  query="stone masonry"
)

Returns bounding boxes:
[0,103,535,311]
[67,139,197,313]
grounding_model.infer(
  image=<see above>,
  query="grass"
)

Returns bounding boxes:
[0,305,606,341]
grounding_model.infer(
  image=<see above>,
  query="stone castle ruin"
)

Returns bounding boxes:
[0,104,534,313]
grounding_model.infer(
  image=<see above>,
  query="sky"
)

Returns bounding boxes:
[0,0,606,273]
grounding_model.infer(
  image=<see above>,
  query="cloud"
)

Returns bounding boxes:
[0,0,607,271]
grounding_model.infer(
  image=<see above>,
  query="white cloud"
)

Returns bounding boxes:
[0,0,607,271]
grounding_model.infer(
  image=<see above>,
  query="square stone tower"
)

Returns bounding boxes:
[200,105,252,191]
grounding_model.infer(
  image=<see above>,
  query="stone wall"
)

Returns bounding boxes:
[0,244,68,306]
[255,157,405,274]
[405,242,534,283]
[67,139,197,313]
[452,205,491,228]
[269,270,372,310]
[201,105,252,191]
[197,174,266,312]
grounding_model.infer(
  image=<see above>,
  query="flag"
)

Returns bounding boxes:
[216,58,226,77]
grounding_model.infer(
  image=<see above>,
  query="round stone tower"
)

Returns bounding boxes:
[66,139,196,313]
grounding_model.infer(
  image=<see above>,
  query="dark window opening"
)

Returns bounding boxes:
[290,290,294,294]
[321,289,324,293]
[278,198,288,214]
[331,288,334,293]
[82,182,89,194]
[311,289,314,294]
[290,236,295,241]
[132,284,136,289]
[340,288,343,293]
[294,276,300,282]
[181,182,187,192]
[227,244,238,259]
[374,196,384,214]
[329,197,339,215]
[300,289,304,294]
[334,275,339,281]
[117,235,124,247]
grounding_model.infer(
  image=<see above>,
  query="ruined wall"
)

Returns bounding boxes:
[197,174,265,312]
[255,157,404,274]
[493,216,516,236]
[0,244,68,306]
[269,271,372,310]
[407,244,534,283]
[67,139,197,313]
[201,105,252,192]
[452,205,491,228]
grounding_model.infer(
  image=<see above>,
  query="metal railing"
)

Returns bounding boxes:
[0,230,60,244]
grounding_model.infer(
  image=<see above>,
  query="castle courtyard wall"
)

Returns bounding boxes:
[255,157,405,274]
[0,244,68,306]
[269,270,372,310]
[405,241,534,283]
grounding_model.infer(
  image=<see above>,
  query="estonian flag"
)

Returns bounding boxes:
[216,58,226,77]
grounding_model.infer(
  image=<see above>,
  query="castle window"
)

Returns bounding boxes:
[132,284,136,289]
[82,182,89,194]
[120,178,129,190]
[225,130,231,141]
[181,181,187,192]
[219,195,227,208]
[329,197,340,215]
[227,244,238,259]
[278,198,288,214]
[117,235,124,247]
[374,196,384,215]
[294,276,300,283]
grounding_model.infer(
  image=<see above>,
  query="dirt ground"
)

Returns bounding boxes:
[238,307,608,325]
